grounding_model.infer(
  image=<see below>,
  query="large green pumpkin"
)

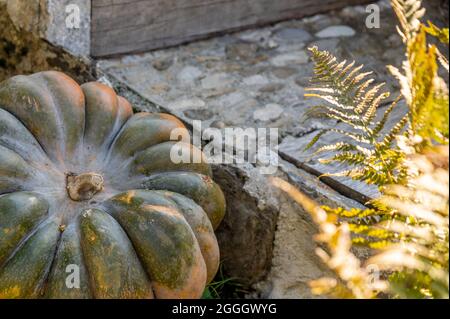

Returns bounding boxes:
[0,71,225,299]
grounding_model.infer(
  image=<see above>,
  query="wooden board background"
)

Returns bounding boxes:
[91,0,372,57]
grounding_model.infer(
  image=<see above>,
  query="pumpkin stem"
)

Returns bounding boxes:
[66,172,104,201]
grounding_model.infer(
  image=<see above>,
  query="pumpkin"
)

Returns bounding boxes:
[0,71,226,299]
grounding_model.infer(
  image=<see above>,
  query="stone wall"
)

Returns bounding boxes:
[5,0,90,56]
[0,0,93,83]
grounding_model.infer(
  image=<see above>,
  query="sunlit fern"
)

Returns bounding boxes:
[304,47,409,188]
[273,146,449,299]
[304,0,449,187]
[270,177,385,299]
[391,0,425,41]
[389,0,449,147]
[291,0,449,299]
[368,146,449,298]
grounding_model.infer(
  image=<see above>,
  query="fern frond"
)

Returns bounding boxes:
[274,146,449,299]
[294,0,449,299]
[436,47,449,72]
[369,147,449,298]
[372,95,402,137]
[424,21,449,44]
[362,92,390,125]
[319,152,367,166]
[388,23,449,146]
[322,206,380,219]
[271,177,383,299]
[304,130,327,151]
[305,47,408,188]
[391,0,425,41]
[376,115,409,152]
[313,142,371,157]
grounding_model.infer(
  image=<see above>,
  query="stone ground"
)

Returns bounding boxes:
[94,0,449,298]
[1,0,448,299]
[97,0,408,201]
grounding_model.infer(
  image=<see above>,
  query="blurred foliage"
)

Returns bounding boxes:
[280,0,450,299]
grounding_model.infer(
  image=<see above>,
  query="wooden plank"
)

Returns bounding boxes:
[91,0,372,57]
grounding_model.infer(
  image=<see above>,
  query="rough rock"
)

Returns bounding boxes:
[252,159,366,298]
[253,103,284,122]
[259,83,285,93]
[226,42,259,61]
[177,65,203,84]
[243,74,270,86]
[6,0,90,57]
[201,73,234,90]
[270,51,309,67]
[97,0,407,138]
[213,163,281,285]
[167,97,206,111]
[213,157,366,293]
[273,28,312,43]
[0,1,93,83]
[315,25,356,38]
[152,57,173,71]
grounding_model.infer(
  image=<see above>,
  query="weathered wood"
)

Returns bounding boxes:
[91,0,372,57]
[279,151,374,206]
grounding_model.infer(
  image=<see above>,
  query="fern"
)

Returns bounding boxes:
[391,0,425,41]
[274,147,449,299]
[305,48,408,188]
[424,21,450,44]
[369,147,449,298]
[271,177,385,299]
[285,0,450,299]
[304,0,449,186]
[389,0,449,147]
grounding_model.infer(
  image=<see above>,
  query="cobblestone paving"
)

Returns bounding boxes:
[97,0,446,200]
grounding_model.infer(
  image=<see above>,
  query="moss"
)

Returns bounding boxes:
[0,3,94,84]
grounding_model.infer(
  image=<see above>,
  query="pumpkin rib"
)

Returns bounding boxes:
[44,223,93,299]
[0,215,55,272]
[86,205,159,299]
[81,82,119,153]
[106,112,190,163]
[0,192,50,269]
[0,75,66,164]
[102,189,218,283]
[99,96,134,159]
[0,108,51,167]
[37,72,86,166]
[0,144,64,198]
[129,141,212,178]
[0,144,38,195]
[142,172,226,230]
[83,93,134,169]
[75,206,157,299]
[75,215,110,299]
[0,218,61,298]
[0,131,60,191]
[155,191,220,284]
[103,190,207,299]
[38,222,65,299]
[78,208,154,299]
